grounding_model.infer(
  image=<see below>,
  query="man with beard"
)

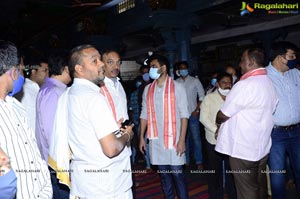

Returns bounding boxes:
[49,45,134,198]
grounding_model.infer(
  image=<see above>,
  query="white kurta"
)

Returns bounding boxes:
[67,78,132,198]
[140,79,189,165]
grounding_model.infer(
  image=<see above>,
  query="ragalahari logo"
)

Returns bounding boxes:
[240,2,255,16]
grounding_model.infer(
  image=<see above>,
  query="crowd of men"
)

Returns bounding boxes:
[0,40,299,199]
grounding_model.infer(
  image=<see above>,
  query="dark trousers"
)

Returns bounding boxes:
[49,167,70,199]
[157,165,189,199]
[229,155,268,199]
[206,142,236,199]
[269,126,300,199]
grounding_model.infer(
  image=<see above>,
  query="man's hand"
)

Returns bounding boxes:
[191,110,200,118]
[0,148,11,176]
[176,140,185,156]
[139,138,146,155]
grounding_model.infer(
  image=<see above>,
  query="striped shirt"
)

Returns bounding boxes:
[266,63,300,126]
[0,96,52,199]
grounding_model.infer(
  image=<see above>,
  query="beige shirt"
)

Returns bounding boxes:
[200,90,224,145]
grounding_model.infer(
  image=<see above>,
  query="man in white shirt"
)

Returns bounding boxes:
[16,56,49,133]
[0,40,52,199]
[102,50,129,121]
[200,72,236,199]
[215,48,278,199]
[52,45,134,199]
[176,61,205,169]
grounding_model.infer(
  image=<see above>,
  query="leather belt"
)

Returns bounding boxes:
[273,123,300,131]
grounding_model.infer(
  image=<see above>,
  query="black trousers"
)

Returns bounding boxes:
[206,142,236,199]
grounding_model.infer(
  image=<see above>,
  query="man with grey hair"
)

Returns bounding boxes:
[0,40,52,198]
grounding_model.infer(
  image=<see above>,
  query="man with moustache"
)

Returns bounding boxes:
[102,50,128,122]
[49,45,134,199]
[200,72,236,199]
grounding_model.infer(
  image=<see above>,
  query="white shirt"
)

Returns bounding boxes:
[20,78,39,133]
[67,78,132,198]
[103,77,129,121]
[176,75,205,115]
[140,79,190,165]
[215,75,278,161]
[0,96,52,199]
[200,90,224,145]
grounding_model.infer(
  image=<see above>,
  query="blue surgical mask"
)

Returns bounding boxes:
[149,67,160,80]
[179,69,188,77]
[0,169,17,199]
[135,81,142,88]
[142,73,150,82]
[287,59,297,69]
[211,78,217,87]
[8,69,25,96]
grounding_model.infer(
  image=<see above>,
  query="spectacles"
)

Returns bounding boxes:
[106,59,122,66]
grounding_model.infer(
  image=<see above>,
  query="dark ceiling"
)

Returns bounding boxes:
[1,0,299,61]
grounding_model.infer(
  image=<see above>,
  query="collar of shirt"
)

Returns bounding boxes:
[25,78,39,90]
[266,62,294,77]
[104,76,120,88]
[73,78,100,92]
[177,75,190,82]
[47,77,67,89]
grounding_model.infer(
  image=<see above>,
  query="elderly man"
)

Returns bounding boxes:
[215,48,278,199]
[0,40,52,198]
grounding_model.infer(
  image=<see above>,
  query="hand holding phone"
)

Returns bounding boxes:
[121,120,133,129]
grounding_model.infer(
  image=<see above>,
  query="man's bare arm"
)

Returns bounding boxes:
[99,124,134,158]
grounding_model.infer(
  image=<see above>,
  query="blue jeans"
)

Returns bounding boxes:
[157,165,189,199]
[186,114,202,164]
[269,126,300,199]
[50,168,69,199]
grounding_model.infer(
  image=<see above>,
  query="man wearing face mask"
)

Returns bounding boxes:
[139,55,189,199]
[200,72,236,199]
[0,41,52,198]
[0,147,17,199]
[225,65,239,84]
[215,48,278,199]
[266,41,300,199]
[176,61,205,170]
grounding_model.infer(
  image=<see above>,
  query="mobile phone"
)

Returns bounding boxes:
[121,120,133,128]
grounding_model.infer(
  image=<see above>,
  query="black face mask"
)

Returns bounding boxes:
[286,59,297,69]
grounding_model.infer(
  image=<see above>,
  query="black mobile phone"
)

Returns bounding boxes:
[121,120,133,128]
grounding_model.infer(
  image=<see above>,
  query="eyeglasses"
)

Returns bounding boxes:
[106,59,122,66]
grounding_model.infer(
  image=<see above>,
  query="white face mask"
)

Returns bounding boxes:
[218,88,230,96]
[232,75,237,83]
